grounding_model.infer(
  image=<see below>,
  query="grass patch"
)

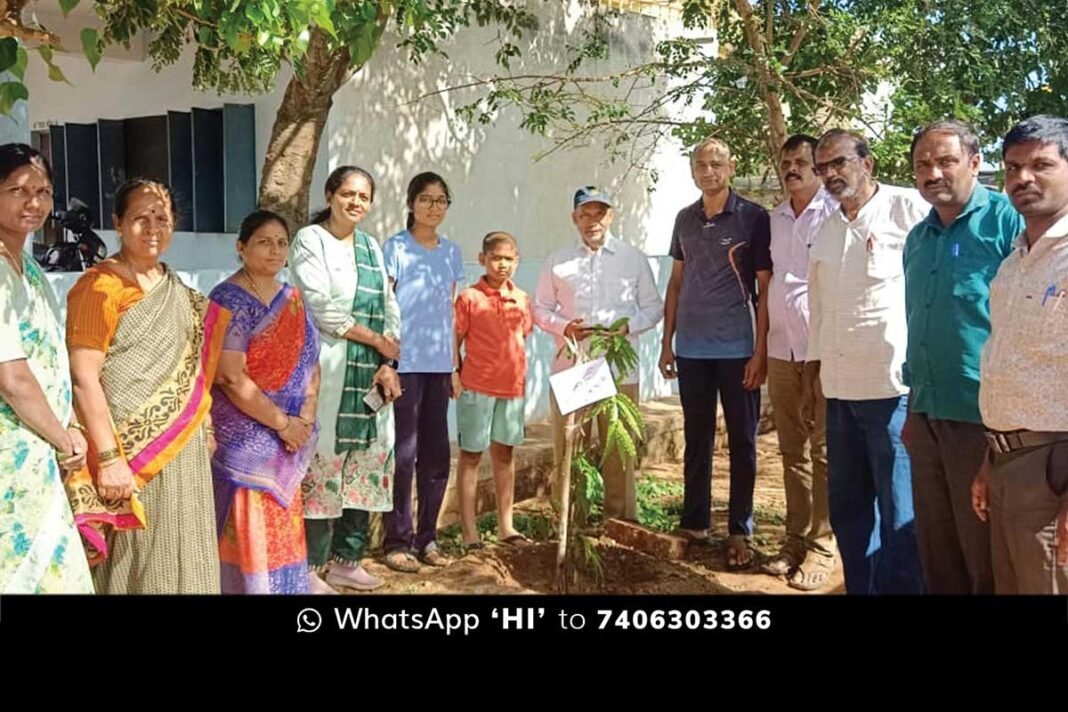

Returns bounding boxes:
[636,475,684,533]
[438,510,556,556]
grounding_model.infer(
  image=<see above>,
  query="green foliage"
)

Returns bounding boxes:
[0,82,28,116]
[37,46,70,85]
[438,509,555,555]
[556,317,646,582]
[80,28,103,71]
[461,0,1068,185]
[0,39,20,77]
[635,475,684,533]
[588,317,639,381]
[85,0,538,94]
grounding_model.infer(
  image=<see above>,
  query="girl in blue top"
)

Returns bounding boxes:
[381,172,465,571]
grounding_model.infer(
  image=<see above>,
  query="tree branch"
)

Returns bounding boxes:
[170,7,216,28]
[734,0,769,65]
[782,0,820,67]
[405,64,676,105]
[766,0,774,47]
[784,62,848,80]
[0,0,59,45]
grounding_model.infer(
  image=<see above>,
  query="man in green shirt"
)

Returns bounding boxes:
[902,119,1024,593]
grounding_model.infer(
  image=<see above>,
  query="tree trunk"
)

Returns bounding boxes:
[762,87,789,191]
[258,28,354,230]
[732,0,789,192]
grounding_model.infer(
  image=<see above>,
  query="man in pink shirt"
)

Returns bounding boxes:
[761,134,839,589]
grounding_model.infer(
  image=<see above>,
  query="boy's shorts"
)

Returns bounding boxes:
[457,389,526,453]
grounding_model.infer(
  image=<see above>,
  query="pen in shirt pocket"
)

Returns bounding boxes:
[1042,284,1057,306]
[951,243,960,258]
[1042,284,1065,310]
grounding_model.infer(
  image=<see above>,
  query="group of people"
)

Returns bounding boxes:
[3,112,1067,597]
[657,116,1068,596]
[0,148,526,594]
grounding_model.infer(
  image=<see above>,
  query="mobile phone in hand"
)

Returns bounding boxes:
[363,383,387,412]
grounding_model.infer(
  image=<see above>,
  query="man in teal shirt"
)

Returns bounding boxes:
[903,119,1024,594]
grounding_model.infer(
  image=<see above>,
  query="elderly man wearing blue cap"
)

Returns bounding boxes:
[533,185,664,521]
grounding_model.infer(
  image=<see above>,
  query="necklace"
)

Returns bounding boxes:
[242,267,270,304]
[115,254,162,290]
[0,242,22,277]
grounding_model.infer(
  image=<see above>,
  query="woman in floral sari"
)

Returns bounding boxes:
[209,210,320,594]
[0,143,93,594]
[66,178,228,594]
[290,165,402,593]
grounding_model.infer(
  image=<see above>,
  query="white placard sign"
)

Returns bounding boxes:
[549,357,618,416]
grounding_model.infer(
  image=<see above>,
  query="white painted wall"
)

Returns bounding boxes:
[25,2,703,263]
[27,2,709,428]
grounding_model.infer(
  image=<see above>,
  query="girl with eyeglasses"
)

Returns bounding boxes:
[380,172,465,572]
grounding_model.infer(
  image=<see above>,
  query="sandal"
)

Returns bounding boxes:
[499,534,532,548]
[725,535,757,571]
[788,557,834,591]
[674,528,717,547]
[420,547,450,567]
[760,549,802,577]
[383,550,421,574]
[463,541,485,553]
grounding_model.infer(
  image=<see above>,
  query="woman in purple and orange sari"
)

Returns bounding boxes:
[209,210,320,594]
[66,179,228,594]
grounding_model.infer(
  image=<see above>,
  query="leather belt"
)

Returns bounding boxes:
[983,429,1068,455]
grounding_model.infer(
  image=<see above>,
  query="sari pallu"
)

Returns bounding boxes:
[210,283,320,514]
[209,283,320,593]
[65,268,228,565]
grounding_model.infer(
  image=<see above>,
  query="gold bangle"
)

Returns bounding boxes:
[69,422,88,433]
[96,447,121,463]
[205,425,216,435]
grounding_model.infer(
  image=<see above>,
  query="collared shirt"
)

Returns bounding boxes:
[455,277,533,399]
[980,212,1068,431]
[669,190,772,359]
[903,185,1022,424]
[533,233,663,385]
[807,183,929,400]
[768,188,838,361]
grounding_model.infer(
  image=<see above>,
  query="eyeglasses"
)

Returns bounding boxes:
[814,155,861,176]
[416,195,451,208]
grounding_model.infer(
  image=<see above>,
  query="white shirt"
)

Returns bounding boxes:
[768,188,837,361]
[533,234,663,385]
[807,183,929,400]
[980,213,1068,431]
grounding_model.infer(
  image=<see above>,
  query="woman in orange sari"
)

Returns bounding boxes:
[66,179,227,593]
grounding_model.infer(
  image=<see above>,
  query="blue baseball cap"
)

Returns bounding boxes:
[573,185,613,209]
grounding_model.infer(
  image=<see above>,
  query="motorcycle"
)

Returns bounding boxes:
[34,198,108,272]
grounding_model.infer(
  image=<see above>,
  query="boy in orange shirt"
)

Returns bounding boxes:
[454,232,533,549]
